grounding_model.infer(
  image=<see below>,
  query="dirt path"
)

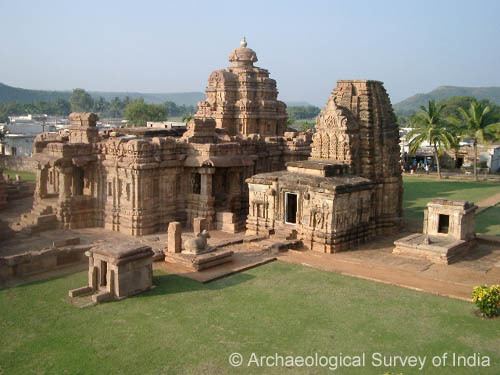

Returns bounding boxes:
[476,191,500,214]
[278,245,499,301]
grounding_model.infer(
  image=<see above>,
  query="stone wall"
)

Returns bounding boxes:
[0,155,38,172]
[0,244,92,286]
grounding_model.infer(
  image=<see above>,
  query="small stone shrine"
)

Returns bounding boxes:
[69,243,154,303]
[393,199,478,264]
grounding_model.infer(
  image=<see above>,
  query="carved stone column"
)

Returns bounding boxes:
[58,166,72,202]
[199,167,215,228]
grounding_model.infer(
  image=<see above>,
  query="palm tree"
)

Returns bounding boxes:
[407,101,456,179]
[451,100,500,180]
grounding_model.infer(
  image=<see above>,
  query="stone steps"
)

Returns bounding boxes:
[18,204,58,234]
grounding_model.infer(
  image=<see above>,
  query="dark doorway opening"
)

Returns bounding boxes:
[438,214,450,234]
[191,173,201,194]
[285,193,298,224]
[74,167,84,196]
[100,260,108,287]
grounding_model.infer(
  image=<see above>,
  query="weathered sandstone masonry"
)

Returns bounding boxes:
[69,244,154,303]
[246,80,403,252]
[24,41,311,236]
[394,199,477,264]
[195,37,287,137]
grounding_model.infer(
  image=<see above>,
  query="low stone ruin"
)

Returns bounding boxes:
[69,243,154,303]
[393,199,478,264]
[164,217,233,271]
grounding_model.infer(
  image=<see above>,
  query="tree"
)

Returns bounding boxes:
[70,88,94,112]
[287,105,321,120]
[407,101,455,179]
[182,114,193,123]
[124,99,167,126]
[93,96,109,114]
[450,100,500,180]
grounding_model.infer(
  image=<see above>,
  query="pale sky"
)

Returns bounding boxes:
[0,0,499,105]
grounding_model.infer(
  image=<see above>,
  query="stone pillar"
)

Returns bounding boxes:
[198,167,215,228]
[193,217,207,235]
[167,221,182,253]
[39,167,48,198]
[200,167,214,196]
[58,167,72,202]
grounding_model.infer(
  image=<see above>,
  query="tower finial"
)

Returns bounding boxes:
[240,37,247,48]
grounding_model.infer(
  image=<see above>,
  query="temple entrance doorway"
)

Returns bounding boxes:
[285,192,298,224]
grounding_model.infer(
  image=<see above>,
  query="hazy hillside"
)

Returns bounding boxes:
[0,82,204,106]
[0,82,70,103]
[394,86,500,116]
[87,91,204,106]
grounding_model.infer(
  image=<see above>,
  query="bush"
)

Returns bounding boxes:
[472,285,500,318]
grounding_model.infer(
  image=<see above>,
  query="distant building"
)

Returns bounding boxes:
[487,146,500,173]
[146,121,186,130]
[8,114,48,123]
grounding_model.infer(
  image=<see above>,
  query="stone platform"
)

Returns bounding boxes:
[165,249,234,271]
[393,233,476,264]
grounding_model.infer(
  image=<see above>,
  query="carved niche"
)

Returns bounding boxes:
[311,98,360,169]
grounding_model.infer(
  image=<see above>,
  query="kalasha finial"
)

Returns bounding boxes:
[240,37,247,48]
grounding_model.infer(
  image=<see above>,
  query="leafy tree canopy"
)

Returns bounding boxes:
[70,88,94,112]
[124,99,167,126]
[287,105,321,121]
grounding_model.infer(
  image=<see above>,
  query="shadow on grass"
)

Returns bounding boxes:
[475,205,500,236]
[0,264,87,291]
[136,272,256,299]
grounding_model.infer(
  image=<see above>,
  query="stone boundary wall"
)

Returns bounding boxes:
[0,244,92,286]
[0,156,37,172]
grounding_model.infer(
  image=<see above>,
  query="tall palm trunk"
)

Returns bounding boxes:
[473,140,478,181]
[433,144,442,179]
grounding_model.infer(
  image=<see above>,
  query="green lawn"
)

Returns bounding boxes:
[0,263,498,374]
[2,169,36,182]
[403,176,500,236]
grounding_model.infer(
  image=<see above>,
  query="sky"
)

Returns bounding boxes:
[0,0,499,105]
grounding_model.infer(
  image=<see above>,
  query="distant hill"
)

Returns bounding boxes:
[0,82,70,103]
[286,101,314,107]
[87,91,204,106]
[0,82,204,106]
[394,86,500,116]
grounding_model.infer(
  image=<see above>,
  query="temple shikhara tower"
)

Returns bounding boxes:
[246,80,403,252]
[195,37,287,137]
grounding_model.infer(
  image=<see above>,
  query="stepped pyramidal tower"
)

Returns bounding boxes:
[195,37,288,137]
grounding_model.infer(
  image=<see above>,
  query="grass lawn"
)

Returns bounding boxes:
[0,262,498,374]
[403,176,500,235]
[2,169,36,182]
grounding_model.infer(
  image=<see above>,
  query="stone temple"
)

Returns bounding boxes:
[246,80,403,252]
[23,40,403,253]
[23,40,311,236]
